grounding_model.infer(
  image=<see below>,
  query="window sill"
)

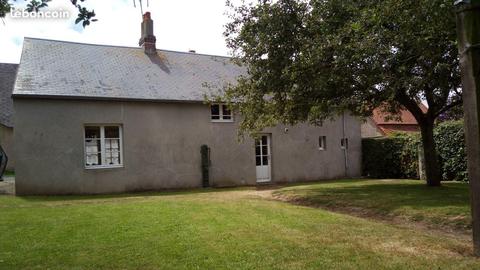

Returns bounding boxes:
[318,148,326,151]
[85,165,124,170]
[211,119,234,123]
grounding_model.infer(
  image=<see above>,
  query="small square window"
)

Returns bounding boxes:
[319,136,326,150]
[341,138,348,149]
[211,104,233,122]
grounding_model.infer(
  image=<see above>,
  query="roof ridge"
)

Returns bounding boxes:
[24,37,233,59]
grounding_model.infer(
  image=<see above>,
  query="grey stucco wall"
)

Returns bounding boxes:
[0,124,14,171]
[361,118,383,138]
[14,99,361,195]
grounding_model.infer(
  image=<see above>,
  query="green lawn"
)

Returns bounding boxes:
[274,179,471,232]
[0,183,478,269]
[2,170,14,177]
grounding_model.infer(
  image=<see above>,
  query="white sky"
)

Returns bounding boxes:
[0,0,237,64]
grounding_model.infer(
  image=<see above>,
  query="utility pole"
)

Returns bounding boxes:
[455,0,480,256]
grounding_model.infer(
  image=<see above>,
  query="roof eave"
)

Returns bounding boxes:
[11,94,207,104]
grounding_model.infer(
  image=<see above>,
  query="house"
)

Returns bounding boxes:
[0,63,17,171]
[361,105,427,138]
[12,13,362,195]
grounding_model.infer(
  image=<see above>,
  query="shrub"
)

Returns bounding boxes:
[362,120,468,182]
[434,121,468,182]
[362,133,420,179]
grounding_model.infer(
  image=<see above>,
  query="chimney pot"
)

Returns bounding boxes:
[143,12,151,20]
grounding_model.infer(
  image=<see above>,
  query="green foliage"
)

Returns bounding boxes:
[0,0,11,18]
[223,0,461,184]
[223,0,461,135]
[435,121,468,182]
[362,134,420,179]
[363,120,468,182]
[26,0,51,12]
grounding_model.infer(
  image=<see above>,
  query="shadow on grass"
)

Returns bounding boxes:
[14,179,364,203]
[16,186,256,203]
[274,179,472,231]
[289,181,469,209]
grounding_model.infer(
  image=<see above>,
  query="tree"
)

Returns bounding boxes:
[0,0,97,27]
[223,0,461,186]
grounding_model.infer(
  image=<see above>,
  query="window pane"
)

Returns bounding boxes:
[319,136,326,149]
[256,156,261,166]
[105,126,119,138]
[85,139,101,153]
[261,136,267,145]
[262,145,268,156]
[211,104,220,119]
[256,145,261,156]
[222,105,232,119]
[85,126,100,139]
[86,153,101,166]
[105,138,121,165]
[262,156,268,166]
[255,139,260,147]
[105,139,120,151]
[85,138,101,166]
[341,138,348,149]
[106,151,120,165]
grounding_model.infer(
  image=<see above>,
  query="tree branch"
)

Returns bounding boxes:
[395,89,426,124]
[424,87,436,117]
[433,98,463,119]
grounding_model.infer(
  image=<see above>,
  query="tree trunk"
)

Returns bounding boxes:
[455,0,480,257]
[419,120,442,186]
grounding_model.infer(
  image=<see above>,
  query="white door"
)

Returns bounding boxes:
[255,135,271,183]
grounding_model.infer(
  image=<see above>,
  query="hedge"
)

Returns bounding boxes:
[362,133,420,179]
[434,121,467,182]
[362,120,468,182]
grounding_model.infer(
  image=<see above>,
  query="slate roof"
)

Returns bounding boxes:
[13,38,245,102]
[0,63,18,128]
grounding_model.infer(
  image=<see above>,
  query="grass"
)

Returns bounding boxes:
[2,170,14,177]
[0,183,479,269]
[274,179,471,232]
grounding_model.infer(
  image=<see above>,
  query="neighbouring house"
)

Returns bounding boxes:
[361,104,428,138]
[12,13,362,195]
[0,63,17,171]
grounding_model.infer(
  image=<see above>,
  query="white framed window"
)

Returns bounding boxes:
[84,125,123,169]
[319,136,327,150]
[341,138,349,150]
[211,104,233,122]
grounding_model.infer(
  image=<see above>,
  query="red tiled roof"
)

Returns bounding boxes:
[377,124,421,135]
[370,103,428,135]
[372,104,427,125]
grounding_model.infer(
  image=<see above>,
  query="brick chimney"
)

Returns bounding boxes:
[139,12,156,55]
